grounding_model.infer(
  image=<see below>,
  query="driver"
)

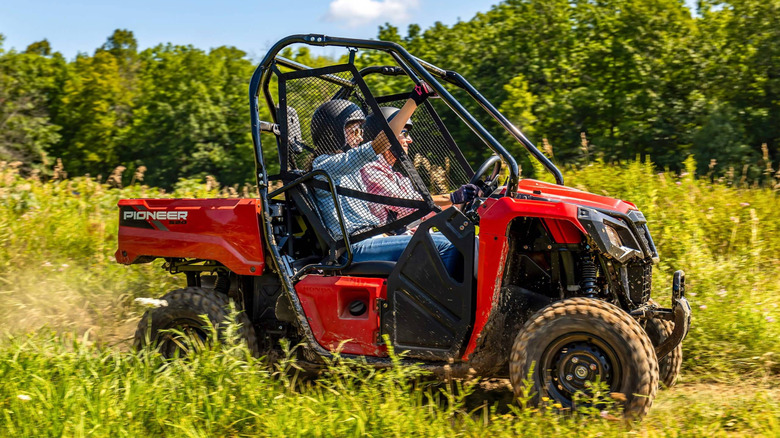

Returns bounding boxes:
[310,83,476,272]
[360,106,478,227]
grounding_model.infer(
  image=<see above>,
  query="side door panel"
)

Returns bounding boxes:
[382,208,475,360]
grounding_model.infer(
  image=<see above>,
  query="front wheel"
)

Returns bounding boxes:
[134,287,259,358]
[509,298,658,419]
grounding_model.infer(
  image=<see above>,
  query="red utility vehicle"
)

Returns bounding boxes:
[116,35,691,418]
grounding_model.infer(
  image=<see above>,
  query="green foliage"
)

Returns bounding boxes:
[51,31,141,178]
[499,75,538,137]
[0,30,264,189]
[696,0,780,176]
[0,152,778,434]
[24,39,52,57]
[372,0,777,179]
[691,103,756,176]
[0,156,777,373]
[381,0,703,170]
[0,323,777,436]
[123,43,256,187]
[53,49,134,176]
[0,46,66,172]
[2,1,779,186]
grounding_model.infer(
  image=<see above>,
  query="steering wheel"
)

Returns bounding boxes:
[463,155,503,223]
[470,155,503,195]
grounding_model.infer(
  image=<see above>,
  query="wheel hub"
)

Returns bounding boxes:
[543,337,617,404]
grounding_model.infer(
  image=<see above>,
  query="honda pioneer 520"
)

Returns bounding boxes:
[116,35,691,419]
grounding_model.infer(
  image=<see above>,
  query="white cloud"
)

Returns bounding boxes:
[324,0,420,28]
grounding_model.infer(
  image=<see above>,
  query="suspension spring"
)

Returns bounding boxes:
[580,253,599,297]
[214,275,230,295]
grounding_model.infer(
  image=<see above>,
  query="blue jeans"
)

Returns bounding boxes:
[346,232,459,274]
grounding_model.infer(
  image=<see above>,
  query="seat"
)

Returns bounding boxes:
[287,181,343,261]
[286,179,400,278]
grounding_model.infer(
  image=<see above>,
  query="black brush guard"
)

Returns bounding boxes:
[631,271,692,360]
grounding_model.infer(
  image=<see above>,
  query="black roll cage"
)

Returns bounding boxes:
[249,34,563,195]
[247,35,564,362]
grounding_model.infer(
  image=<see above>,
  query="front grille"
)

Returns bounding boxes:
[626,260,653,304]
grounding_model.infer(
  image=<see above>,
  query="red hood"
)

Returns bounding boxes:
[515,179,636,214]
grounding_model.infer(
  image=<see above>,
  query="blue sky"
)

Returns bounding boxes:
[1,0,499,61]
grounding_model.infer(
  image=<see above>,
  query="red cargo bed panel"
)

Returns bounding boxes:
[115,198,265,276]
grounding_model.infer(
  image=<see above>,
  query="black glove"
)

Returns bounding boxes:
[449,184,480,204]
[409,81,437,105]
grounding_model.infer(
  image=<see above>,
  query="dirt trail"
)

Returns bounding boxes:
[460,378,779,414]
[655,381,780,405]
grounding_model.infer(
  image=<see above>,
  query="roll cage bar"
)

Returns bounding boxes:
[249,34,563,197]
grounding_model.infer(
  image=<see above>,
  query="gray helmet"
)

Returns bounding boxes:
[311,99,365,154]
[364,106,413,141]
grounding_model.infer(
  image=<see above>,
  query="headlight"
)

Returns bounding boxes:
[605,225,623,247]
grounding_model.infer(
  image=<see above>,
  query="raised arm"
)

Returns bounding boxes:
[371,82,436,155]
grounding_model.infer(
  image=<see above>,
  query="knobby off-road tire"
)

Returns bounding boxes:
[509,298,659,419]
[643,318,682,388]
[134,287,259,358]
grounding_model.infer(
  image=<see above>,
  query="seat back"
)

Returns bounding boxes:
[287,181,344,262]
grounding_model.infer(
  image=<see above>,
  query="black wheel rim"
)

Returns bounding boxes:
[158,318,210,357]
[539,332,622,408]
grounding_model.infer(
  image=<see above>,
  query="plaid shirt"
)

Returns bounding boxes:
[359,154,422,224]
[312,143,381,238]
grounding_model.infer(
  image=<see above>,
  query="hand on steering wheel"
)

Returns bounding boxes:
[463,155,503,223]
[449,184,480,204]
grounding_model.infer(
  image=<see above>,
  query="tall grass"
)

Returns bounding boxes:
[1,329,777,436]
[0,158,778,371]
[0,158,778,435]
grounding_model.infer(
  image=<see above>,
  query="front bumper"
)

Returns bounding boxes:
[631,270,692,360]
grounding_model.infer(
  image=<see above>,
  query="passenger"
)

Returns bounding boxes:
[310,83,477,272]
[309,99,379,233]
[359,106,478,228]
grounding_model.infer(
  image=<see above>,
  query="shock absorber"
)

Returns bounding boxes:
[214,274,230,295]
[580,253,599,297]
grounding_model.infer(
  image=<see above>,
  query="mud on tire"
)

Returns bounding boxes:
[643,318,682,388]
[509,297,659,419]
[134,287,259,357]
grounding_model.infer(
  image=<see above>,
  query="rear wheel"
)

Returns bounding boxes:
[643,318,682,388]
[134,287,258,357]
[509,298,658,419]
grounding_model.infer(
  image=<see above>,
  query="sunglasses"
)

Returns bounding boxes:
[346,125,364,136]
[400,128,412,139]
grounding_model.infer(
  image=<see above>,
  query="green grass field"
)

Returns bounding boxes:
[0,159,778,436]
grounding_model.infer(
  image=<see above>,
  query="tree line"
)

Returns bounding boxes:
[1,0,777,188]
